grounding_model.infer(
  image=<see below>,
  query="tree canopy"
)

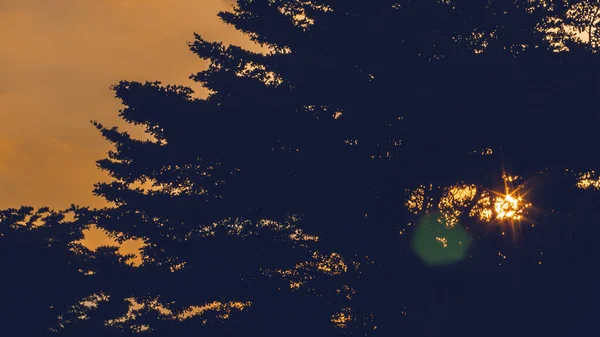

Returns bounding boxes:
[4,1,600,336]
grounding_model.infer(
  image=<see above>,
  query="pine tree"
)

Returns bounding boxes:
[77,0,600,336]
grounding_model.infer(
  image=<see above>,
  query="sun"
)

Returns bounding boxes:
[483,173,533,237]
[494,192,529,221]
[497,174,532,219]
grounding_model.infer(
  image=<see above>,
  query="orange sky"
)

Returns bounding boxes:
[0,0,256,249]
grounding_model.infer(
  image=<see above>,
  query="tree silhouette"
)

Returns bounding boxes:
[5,0,600,336]
[0,206,134,336]
[181,2,600,334]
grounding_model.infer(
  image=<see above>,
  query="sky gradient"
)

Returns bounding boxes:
[0,0,255,248]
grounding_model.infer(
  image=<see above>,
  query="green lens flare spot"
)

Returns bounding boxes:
[411,212,472,266]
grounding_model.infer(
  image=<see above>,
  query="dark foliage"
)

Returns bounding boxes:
[5,1,600,336]
[0,206,135,336]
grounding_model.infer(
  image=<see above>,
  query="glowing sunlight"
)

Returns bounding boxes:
[405,173,532,235]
